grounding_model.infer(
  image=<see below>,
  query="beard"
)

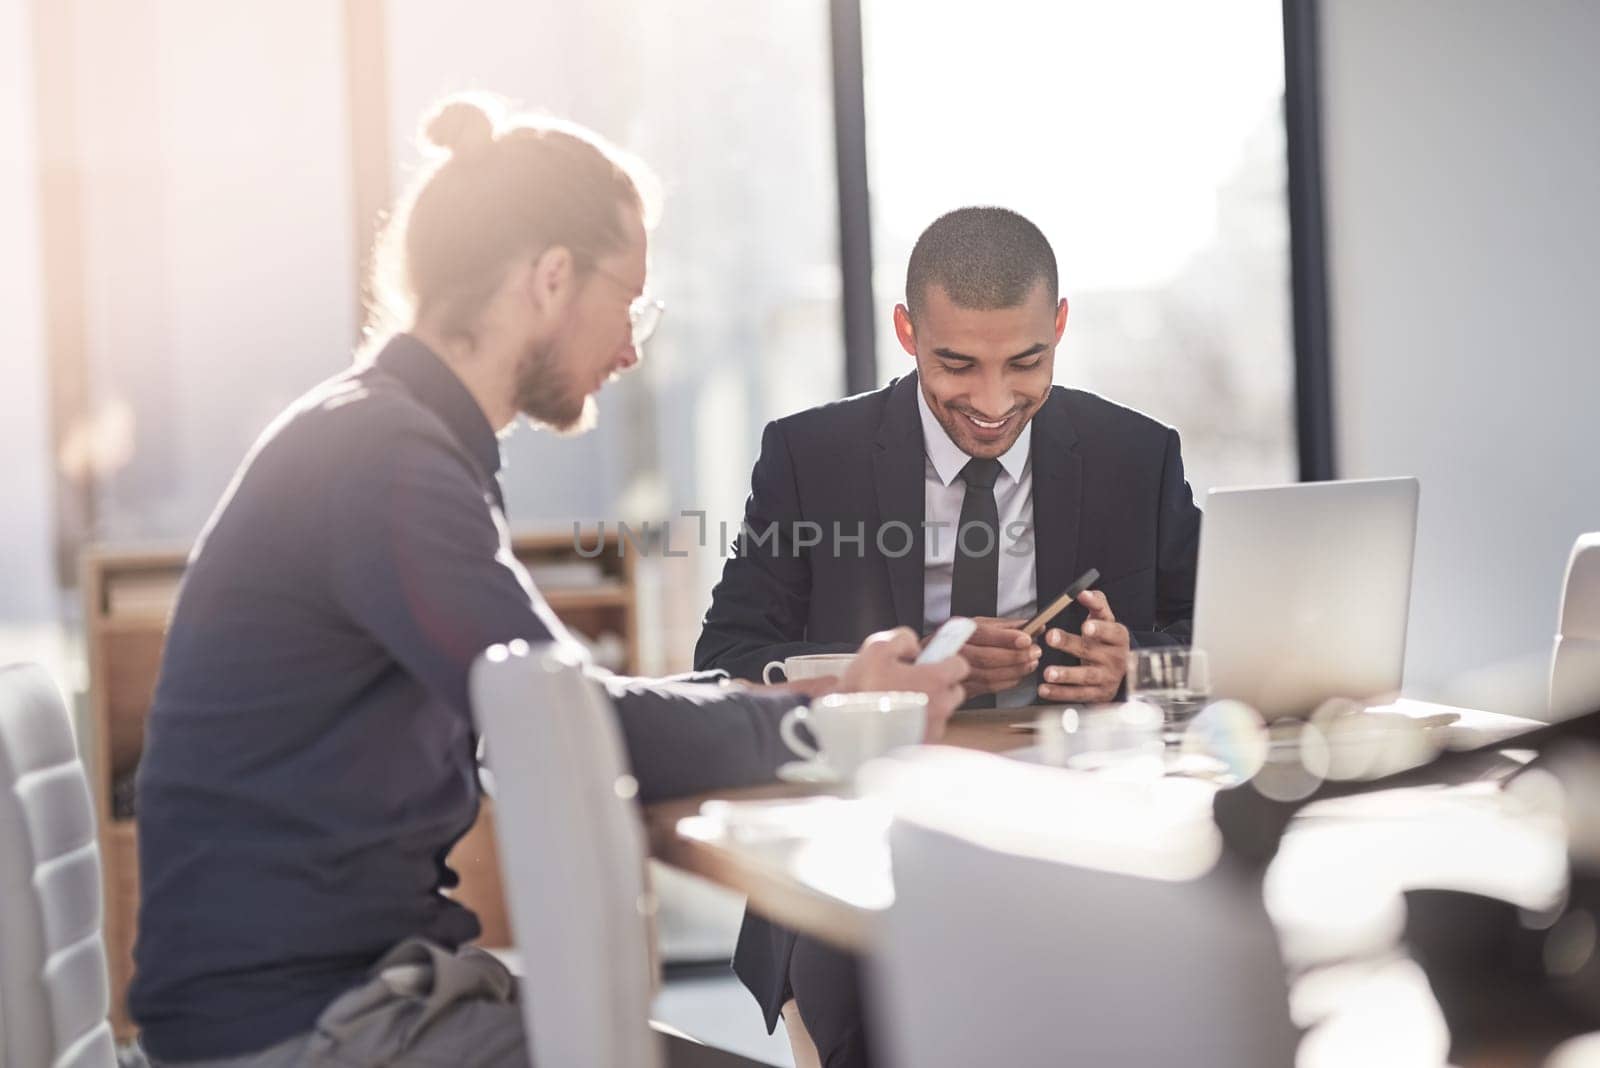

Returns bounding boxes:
[513,336,597,436]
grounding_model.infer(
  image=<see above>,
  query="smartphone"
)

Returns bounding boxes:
[1021,567,1100,638]
[916,616,978,665]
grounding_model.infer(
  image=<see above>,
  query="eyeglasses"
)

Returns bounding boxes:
[590,265,665,347]
[628,297,665,347]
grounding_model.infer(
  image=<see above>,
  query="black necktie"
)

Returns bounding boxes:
[950,457,1002,708]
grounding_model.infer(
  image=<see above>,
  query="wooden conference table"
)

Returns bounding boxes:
[643,700,1541,955]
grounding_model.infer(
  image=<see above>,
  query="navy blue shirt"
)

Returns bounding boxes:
[131,336,795,1059]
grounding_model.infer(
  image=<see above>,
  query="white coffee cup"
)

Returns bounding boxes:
[778,691,928,775]
[762,653,855,685]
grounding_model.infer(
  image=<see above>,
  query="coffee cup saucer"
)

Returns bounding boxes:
[777,759,845,785]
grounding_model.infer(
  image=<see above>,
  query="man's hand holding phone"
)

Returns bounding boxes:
[1039,587,1131,704]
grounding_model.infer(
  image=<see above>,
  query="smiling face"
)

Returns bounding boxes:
[895,280,1067,459]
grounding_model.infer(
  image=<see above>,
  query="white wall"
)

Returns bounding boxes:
[1321,0,1600,714]
[0,0,65,670]
[69,0,357,543]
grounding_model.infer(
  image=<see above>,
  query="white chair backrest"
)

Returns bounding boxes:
[469,641,661,1068]
[0,663,115,1068]
[864,748,1297,1068]
[1552,533,1600,720]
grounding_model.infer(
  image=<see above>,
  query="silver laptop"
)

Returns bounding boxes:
[1191,477,1420,718]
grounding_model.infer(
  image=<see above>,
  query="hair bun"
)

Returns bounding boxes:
[421,94,498,156]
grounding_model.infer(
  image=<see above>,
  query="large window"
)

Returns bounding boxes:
[862,0,1296,496]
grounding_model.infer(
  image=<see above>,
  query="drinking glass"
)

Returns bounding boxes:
[1126,648,1211,742]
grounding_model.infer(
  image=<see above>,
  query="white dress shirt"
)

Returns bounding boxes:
[917,389,1038,707]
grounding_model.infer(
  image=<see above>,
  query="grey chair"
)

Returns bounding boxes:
[0,662,116,1068]
[1552,533,1600,720]
[469,641,764,1068]
[864,747,1299,1068]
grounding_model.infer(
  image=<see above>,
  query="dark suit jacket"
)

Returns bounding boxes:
[694,372,1203,1030]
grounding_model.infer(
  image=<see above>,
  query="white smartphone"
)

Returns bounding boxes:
[916,616,977,665]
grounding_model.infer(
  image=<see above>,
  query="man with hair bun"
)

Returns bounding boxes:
[696,206,1203,1066]
[128,93,968,1067]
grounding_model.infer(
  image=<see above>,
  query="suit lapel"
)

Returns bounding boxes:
[1030,388,1083,627]
[873,374,927,631]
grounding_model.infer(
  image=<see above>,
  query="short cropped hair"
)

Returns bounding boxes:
[904,207,1058,318]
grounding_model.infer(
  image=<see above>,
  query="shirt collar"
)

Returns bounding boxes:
[372,333,503,480]
[915,385,1031,487]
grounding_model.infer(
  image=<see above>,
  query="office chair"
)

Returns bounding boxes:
[865,747,1299,1068]
[0,662,116,1068]
[470,641,764,1068]
[1552,533,1600,721]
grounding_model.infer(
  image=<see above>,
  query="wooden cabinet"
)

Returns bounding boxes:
[85,530,637,1039]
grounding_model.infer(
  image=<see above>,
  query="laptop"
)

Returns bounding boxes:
[1191,477,1420,719]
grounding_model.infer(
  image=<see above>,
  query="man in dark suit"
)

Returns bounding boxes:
[695,207,1203,1066]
